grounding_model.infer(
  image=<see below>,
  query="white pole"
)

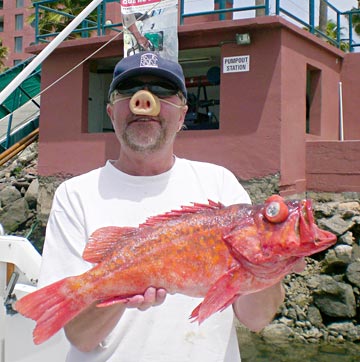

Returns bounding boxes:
[0,262,6,362]
[339,81,344,141]
[0,0,104,105]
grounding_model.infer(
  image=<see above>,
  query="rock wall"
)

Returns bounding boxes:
[1,142,360,344]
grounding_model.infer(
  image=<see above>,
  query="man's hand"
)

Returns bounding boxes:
[292,257,306,273]
[125,287,167,311]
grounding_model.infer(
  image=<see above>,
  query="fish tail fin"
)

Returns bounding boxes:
[15,278,87,344]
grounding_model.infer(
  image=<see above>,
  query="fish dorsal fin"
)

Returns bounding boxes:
[83,226,137,263]
[140,200,224,227]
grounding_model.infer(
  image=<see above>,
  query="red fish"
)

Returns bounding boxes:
[15,196,336,345]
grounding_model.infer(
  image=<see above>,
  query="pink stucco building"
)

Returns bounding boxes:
[25,6,360,195]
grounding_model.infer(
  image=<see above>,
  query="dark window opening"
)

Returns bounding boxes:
[88,60,114,133]
[16,0,24,8]
[15,14,24,31]
[87,49,221,133]
[184,66,220,130]
[14,36,23,53]
[306,65,322,135]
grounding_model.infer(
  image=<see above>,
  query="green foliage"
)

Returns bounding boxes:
[27,0,98,40]
[314,19,350,52]
[0,38,9,72]
[349,7,360,36]
[324,19,350,52]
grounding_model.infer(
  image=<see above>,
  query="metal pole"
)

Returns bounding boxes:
[0,0,104,105]
[180,0,184,25]
[219,0,226,21]
[265,0,270,16]
[275,0,280,15]
[339,82,344,141]
[309,0,315,34]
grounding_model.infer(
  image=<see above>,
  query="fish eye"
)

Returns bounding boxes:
[264,196,289,223]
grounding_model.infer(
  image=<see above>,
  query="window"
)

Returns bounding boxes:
[0,16,3,32]
[306,65,322,135]
[14,37,23,53]
[15,14,24,31]
[87,49,221,133]
[0,1,3,10]
[16,0,24,8]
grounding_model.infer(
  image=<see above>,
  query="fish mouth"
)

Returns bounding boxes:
[298,199,337,253]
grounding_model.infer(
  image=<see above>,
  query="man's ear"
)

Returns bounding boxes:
[180,104,188,120]
[178,105,188,132]
[106,104,114,123]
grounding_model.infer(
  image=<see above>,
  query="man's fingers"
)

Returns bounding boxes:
[125,288,167,311]
[125,294,145,308]
[137,287,157,311]
[154,288,167,306]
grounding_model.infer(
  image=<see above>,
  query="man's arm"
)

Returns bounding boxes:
[233,258,306,331]
[232,282,285,332]
[64,287,166,352]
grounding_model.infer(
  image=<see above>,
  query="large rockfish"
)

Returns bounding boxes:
[15,195,336,345]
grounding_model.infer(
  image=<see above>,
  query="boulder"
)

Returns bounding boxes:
[24,178,39,209]
[317,215,355,236]
[0,185,22,207]
[346,261,360,288]
[261,323,294,343]
[312,275,356,318]
[0,198,30,232]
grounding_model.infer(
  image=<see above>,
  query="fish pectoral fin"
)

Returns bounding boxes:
[190,266,243,324]
[84,226,137,263]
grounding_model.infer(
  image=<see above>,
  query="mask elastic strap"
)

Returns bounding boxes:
[112,96,131,105]
[159,98,185,109]
[112,96,184,109]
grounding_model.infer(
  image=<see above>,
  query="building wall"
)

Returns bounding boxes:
[0,0,35,67]
[306,141,360,192]
[177,24,283,181]
[341,53,360,140]
[30,17,359,194]
[280,26,343,194]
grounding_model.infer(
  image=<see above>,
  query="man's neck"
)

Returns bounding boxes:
[113,150,175,176]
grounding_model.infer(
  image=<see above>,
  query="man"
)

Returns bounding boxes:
[38,51,287,362]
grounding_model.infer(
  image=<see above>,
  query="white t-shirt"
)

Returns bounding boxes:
[38,157,251,362]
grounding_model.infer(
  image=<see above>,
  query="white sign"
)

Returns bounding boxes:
[223,55,250,73]
[121,0,178,61]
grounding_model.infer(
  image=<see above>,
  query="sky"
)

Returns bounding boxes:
[184,1,358,18]
[183,0,360,48]
[322,0,357,12]
[230,0,360,39]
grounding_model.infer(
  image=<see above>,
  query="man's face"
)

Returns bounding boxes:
[107,75,188,154]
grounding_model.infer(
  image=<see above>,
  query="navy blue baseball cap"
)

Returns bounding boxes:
[109,52,187,99]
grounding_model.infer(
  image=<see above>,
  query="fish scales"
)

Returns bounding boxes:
[68,207,239,299]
